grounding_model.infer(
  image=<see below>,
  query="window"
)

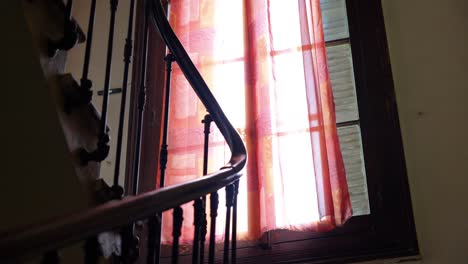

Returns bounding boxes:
[127,0,418,263]
[239,1,418,262]
[323,0,369,217]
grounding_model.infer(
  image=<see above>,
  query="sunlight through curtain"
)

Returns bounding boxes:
[160,0,352,243]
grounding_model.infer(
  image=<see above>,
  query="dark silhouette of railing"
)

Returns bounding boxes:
[0,0,246,263]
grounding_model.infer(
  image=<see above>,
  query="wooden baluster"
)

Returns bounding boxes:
[113,0,136,190]
[98,0,118,145]
[147,216,158,264]
[153,53,176,264]
[77,0,96,108]
[223,184,234,264]
[131,0,149,196]
[62,0,95,113]
[231,180,239,263]
[200,114,212,263]
[172,207,184,264]
[208,191,219,264]
[192,198,203,264]
[128,19,149,264]
[159,53,176,184]
[199,201,207,264]
[80,0,120,165]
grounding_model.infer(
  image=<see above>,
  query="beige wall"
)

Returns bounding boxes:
[372,0,468,263]
[66,0,134,187]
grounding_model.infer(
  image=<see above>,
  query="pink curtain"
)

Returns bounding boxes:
[160,0,351,243]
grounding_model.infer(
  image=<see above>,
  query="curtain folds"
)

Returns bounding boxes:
[160,0,351,243]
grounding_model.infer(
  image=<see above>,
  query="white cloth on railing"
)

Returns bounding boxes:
[98,232,121,258]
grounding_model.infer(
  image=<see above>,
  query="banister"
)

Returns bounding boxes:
[0,0,246,262]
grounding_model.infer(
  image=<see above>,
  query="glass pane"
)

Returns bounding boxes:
[320,0,349,41]
[326,44,359,123]
[338,125,370,216]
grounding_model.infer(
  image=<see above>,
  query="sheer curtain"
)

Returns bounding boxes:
[160,0,351,243]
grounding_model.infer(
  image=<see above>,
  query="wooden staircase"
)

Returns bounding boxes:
[0,1,246,263]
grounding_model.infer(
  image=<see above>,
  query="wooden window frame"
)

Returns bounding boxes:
[126,0,419,263]
[232,1,418,262]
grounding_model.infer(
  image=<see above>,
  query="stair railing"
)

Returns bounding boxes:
[0,0,246,263]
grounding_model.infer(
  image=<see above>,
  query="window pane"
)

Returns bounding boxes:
[337,125,370,216]
[326,44,359,123]
[320,0,349,41]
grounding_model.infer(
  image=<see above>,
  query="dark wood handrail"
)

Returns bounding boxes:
[0,0,246,261]
[0,166,244,260]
